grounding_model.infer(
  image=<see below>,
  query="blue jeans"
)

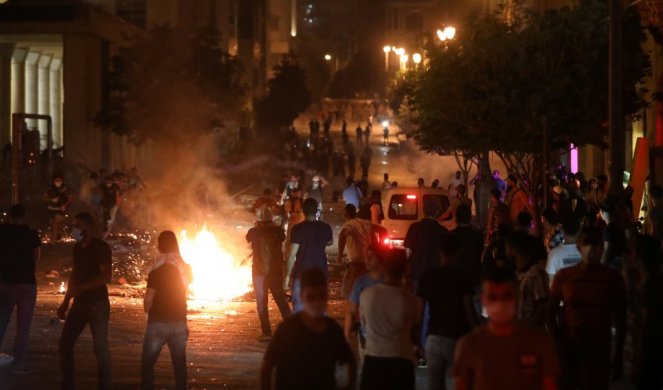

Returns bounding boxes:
[292,278,303,312]
[141,321,188,390]
[0,283,37,369]
[59,299,111,390]
[253,273,292,335]
[426,335,456,390]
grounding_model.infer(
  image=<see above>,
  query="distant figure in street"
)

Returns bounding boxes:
[247,207,292,341]
[58,213,113,390]
[383,126,389,145]
[343,177,363,209]
[356,124,363,144]
[417,178,425,188]
[492,170,507,199]
[382,173,392,190]
[431,179,440,189]
[360,250,421,390]
[0,205,41,373]
[338,205,373,298]
[505,174,533,224]
[360,145,372,178]
[253,188,279,213]
[100,176,121,235]
[453,267,559,390]
[486,189,510,244]
[142,231,192,390]
[261,267,356,390]
[364,123,372,144]
[547,227,626,389]
[545,218,582,282]
[448,171,463,198]
[285,199,333,312]
[44,173,72,242]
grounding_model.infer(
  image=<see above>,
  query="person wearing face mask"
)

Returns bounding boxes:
[260,267,356,390]
[57,213,113,390]
[453,267,559,390]
[546,227,627,390]
[43,173,72,242]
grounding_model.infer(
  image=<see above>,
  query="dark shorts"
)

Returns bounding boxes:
[360,356,414,390]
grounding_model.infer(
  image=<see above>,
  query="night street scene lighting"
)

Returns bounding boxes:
[0,0,660,389]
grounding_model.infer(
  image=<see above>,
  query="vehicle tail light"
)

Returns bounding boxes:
[406,194,417,200]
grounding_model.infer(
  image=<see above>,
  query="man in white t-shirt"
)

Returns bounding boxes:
[546,218,581,283]
[359,249,422,390]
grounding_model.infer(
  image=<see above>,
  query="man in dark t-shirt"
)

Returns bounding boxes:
[417,239,478,390]
[261,268,355,390]
[247,206,293,340]
[142,230,192,390]
[0,204,41,372]
[58,213,112,390]
[285,198,333,312]
[404,197,447,287]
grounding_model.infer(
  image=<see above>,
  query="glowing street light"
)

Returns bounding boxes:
[400,54,409,71]
[383,45,392,72]
[324,54,332,61]
[437,26,457,42]
[412,53,422,66]
[394,47,405,56]
[444,26,456,40]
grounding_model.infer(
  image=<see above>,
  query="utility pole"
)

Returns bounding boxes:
[608,0,625,197]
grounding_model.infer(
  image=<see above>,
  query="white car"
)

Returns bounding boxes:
[381,187,454,248]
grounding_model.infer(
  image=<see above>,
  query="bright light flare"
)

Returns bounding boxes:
[383,45,392,53]
[324,54,332,61]
[179,227,252,301]
[412,53,422,65]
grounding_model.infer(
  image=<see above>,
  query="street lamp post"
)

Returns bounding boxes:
[383,45,391,72]
[399,54,409,72]
[412,53,422,68]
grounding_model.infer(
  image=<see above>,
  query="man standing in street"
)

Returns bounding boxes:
[404,197,447,288]
[360,250,421,389]
[453,268,559,390]
[285,198,333,312]
[547,227,627,389]
[545,218,582,283]
[0,205,41,373]
[343,177,362,209]
[338,205,373,299]
[417,238,478,390]
[261,268,356,390]
[247,206,292,341]
[44,173,72,242]
[58,213,113,390]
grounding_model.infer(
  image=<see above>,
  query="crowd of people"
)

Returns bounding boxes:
[1,112,663,390]
[44,167,146,241]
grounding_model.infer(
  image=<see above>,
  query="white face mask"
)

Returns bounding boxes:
[72,228,85,242]
[484,300,516,325]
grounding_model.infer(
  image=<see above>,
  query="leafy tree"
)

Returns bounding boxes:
[257,57,312,129]
[408,0,652,208]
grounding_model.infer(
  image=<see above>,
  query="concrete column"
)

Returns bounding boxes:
[11,48,27,120]
[50,58,63,148]
[25,51,40,130]
[38,54,52,150]
[0,43,15,148]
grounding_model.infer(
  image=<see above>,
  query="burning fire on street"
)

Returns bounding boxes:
[179,226,253,302]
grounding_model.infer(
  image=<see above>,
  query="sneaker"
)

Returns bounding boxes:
[256,334,272,342]
[0,354,14,367]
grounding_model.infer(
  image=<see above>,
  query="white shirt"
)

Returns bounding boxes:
[546,244,581,279]
[359,284,418,360]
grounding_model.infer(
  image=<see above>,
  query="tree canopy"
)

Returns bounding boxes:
[257,57,312,129]
[407,0,652,192]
